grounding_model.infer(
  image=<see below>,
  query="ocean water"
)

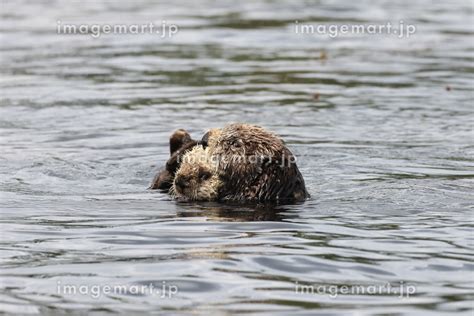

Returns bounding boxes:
[0,0,473,314]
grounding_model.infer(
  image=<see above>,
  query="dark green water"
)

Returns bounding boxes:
[0,0,473,315]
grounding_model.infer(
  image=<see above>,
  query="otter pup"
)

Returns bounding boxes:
[150,129,198,190]
[172,145,221,201]
[173,123,309,203]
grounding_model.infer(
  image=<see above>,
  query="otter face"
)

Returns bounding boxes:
[172,146,220,201]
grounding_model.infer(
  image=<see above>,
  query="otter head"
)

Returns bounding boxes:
[205,123,283,152]
[172,145,221,201]
[202,123,285,168]
[199,123,309,202]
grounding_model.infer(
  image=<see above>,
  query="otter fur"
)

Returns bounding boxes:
[172,145,221,201]
[169,123,309,203]
[150,129,198,190]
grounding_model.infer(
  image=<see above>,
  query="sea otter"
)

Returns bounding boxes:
[150,129,198,190]
[172,123,309,203]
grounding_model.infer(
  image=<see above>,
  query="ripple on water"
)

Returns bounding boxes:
[1,0,473,315]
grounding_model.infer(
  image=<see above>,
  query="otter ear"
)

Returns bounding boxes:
[201,131,210,148]
[166,140,199,173]
[169,129,192,155]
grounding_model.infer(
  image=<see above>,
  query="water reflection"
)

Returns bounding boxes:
[175,201,300,222]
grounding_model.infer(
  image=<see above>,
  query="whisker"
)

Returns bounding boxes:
[169,185,177,198]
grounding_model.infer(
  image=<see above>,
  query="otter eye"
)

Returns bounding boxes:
[199,171,211,181]
[231,139,242,148]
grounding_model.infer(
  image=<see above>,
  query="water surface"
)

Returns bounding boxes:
[0,0,473,314]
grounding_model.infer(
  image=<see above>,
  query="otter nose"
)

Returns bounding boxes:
[175,176,189,191]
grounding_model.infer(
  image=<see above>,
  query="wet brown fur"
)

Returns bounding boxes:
[172,145,221,201]
[149,129,198,190]
[204,123,309,202]
[152,124,309,203]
